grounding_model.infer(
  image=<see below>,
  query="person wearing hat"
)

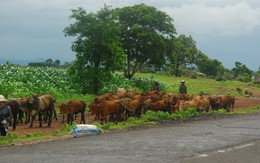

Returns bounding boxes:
[153,81,160,91]
[179,80,187,94]
[0,95,12,136]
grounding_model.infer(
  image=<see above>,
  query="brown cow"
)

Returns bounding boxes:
[120,97,143,118]
[142,98,153,114]
[59,103,69,123]
[127,89,138,99]
[174,100,186,112]
[60,100,86,125]
[94,100,125,124]
[149,99,171,114]
[179,100,197,111]
[26,94,55,128]
[192,95,211,112]
[210,95,235,112]
[94,93,112,104]
[88,102,103,120]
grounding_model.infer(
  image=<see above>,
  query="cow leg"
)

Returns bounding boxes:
[18,109,24,124]
[101,114,107,124]
[38,112,42,128]
[67,114,72,125]
[62,113,65,123]
[43,110,48,122]
[74,113,78,120]
[95,114,99,120]
[29,114,34,128]
[48,109,53,127]
[81,113,85,124]
[12,113,17,130]
[53,109,58,121]
[67,114,70,124]
[25,112,29,124]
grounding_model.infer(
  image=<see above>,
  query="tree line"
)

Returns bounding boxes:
[27,59,70,68]
[62,3,256,94]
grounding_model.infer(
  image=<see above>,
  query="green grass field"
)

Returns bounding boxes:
[134,73,259,96]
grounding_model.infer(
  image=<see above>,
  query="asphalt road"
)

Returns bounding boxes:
[1,113,260,163]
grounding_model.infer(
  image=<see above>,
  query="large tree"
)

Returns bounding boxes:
[64,6,125,94]
[167,35,201,76]
[195,54,224,77]
[232,61,252,79]
[115,4,176,79]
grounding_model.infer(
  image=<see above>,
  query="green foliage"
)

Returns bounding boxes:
[141,109,199,121]
[53,123,76,136]
[240,73,250,82]
[94,116,156,130]
[215,75,226,81]
[115,4,176,79]
[167,35,201,77]
[233,106,260,114]
[0,133,18,145]
[99,73,168,93]
[0,122,76,145]
[196,54,224,78]
[0,64,77,98]
[100,73,133,94]
[64,6,126,94]
[232,61,253,80]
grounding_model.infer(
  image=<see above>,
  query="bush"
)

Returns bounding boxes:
[215,75,226,81]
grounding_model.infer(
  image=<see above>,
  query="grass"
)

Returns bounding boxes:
[0,123,75,145]
[134,73,259,96]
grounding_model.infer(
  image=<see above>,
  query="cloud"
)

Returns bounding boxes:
[162,1,260,37]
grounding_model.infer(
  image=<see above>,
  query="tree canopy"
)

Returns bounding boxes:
[115,4,176,79]
[166,35,201,76]
[64,6,125,94]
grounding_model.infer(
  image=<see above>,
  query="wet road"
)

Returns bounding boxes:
[1,114,260,163]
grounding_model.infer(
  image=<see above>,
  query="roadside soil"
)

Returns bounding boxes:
[8,90,260,139]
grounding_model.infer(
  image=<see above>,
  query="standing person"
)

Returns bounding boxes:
[153,82,160,91]
[179,80,187,94]
[0,95,12,136]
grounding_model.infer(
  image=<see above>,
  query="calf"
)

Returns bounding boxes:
[60,100,86,125]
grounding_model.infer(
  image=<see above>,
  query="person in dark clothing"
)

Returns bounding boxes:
[0,95,12,136]
[153,82,160,91]
[179,80,187,94]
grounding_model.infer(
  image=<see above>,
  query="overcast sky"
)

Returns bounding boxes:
[1,0,260,70]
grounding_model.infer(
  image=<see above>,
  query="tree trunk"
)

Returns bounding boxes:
[175,63,180,77]
[93,78,99,95]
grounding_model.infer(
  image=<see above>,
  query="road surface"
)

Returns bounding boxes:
[1,113,260,163]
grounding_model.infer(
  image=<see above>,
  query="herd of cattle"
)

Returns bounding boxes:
[4,88,235,130]
[88,88,235,124]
